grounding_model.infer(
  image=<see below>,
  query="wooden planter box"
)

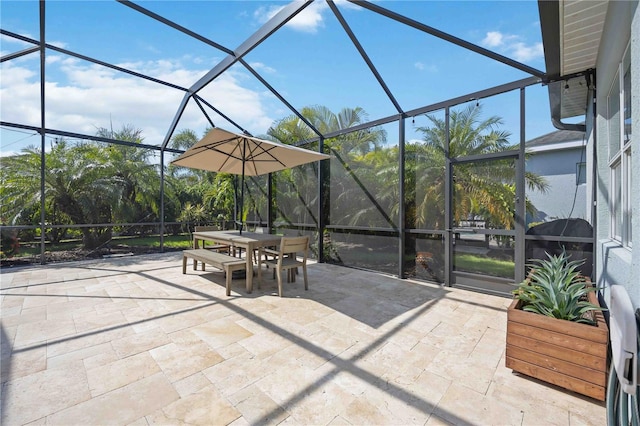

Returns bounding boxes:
[506,290,609,401]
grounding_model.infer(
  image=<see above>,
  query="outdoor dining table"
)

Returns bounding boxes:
[192,230,282,293]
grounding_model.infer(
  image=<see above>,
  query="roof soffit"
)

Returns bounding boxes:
[559,0,608,76]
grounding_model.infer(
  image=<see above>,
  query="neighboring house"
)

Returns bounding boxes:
[539,0,638,308]
[525,129,587,225]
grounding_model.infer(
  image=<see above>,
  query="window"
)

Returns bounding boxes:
[608,45,632,248]
[625,150,632,245]
[576,162,586,185]
[608,72,621,161]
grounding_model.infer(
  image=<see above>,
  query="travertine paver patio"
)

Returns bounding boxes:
[1,252,605,425]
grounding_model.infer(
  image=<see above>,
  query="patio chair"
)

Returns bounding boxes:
[259,236,309,297]
[253,226,278,265]
[194,226,232,255]
[233,223,259,259]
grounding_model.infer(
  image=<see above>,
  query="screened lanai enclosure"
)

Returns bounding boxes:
[0,0,595,296]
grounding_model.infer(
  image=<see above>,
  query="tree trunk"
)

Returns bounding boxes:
[82,227,112,250]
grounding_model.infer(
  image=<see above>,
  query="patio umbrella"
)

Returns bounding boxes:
[171,127,330,233]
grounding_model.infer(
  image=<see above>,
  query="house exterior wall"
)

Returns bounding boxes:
[594,1,639,308]
[632,2,640,306]
[525,147,587,225]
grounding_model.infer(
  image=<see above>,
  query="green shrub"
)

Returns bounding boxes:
[513,250,603,324]
[0,228,20,258]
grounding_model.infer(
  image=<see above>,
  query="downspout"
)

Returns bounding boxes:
[588,72,597,282]
[549,72,593,132]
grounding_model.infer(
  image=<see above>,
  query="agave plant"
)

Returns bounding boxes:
[513,251,603,324]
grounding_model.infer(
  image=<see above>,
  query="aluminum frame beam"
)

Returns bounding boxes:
[0,30,188,92]
[159,0,313,150]
[444,107,452,286]
[1,46,39,63]
[350,0,546,79]
[292,76,541,147]
[515,88,527,283]
[39,0,46,264]
[327,0,403,114]
[239,58,322,137]
[192,95,248,135]
[0,122,183,154]
[189,1,312,95]
[398,117,406,278]
[117,1,234,55]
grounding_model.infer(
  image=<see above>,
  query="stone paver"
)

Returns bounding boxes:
[1,252,606,425]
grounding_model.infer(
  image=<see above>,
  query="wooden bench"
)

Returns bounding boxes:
[182,249,248,296]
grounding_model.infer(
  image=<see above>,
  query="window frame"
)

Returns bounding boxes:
[607,44,633,249]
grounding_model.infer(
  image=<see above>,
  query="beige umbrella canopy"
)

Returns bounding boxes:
[171,127,330,231]
[171,127,329,175]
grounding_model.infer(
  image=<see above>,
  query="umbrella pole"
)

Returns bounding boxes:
[239,138,246,235]
[239,174,244,235]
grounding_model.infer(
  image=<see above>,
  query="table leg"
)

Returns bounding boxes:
[246,244,253,293]
[193,237,199,270]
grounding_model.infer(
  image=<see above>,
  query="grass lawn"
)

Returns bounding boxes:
[331,241,514,279]
[15,234,193,257]
[454,253,514,278]
[118,234,192,249]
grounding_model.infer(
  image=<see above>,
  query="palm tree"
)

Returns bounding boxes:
[0,139,122,248]
[265,105,391,264]
[266,105,388,229]
[95,125,162,231]
[413,104,548,230]
[166,128,236,228]
[202,173,236,223]
[169,128,199,151]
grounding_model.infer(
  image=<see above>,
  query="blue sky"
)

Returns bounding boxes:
[1,0,556,155]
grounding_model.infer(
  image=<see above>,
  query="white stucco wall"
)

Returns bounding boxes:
[595,1,639,309]
[525,148,587,224]
[632,2,640,307]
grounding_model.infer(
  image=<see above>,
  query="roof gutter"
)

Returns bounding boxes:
[549,89,585,132]
[551,118,584,132]
[548,71,593,132]
[538,0,587,132]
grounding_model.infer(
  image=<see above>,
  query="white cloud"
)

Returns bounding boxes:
[414,62,438,73]
[137,41,161,55]
[0,33,67,51]
[288,2,327,33]
[254,1,328,34]
[1,32,34,50]
[251,1,360,34]
[48,40,68,49]
[254,4,281,23]
[511,41,544,62]
[480,31,543,62]
[482,31,504,48]
[0,58,276,146]
[249,62,276,74]
[46,56,62,65]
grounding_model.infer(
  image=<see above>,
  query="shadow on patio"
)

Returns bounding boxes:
[1,252,605,425]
